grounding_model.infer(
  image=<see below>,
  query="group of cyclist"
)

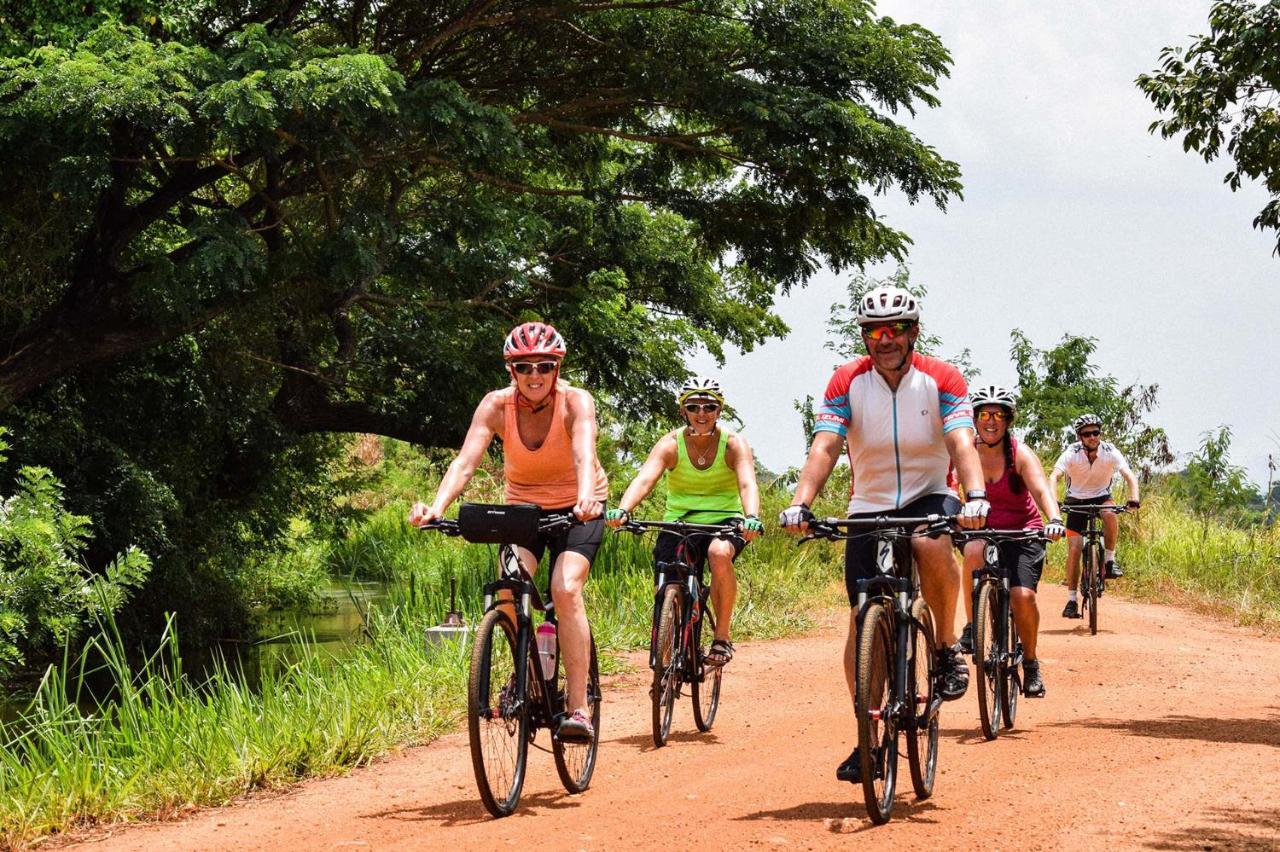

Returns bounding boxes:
[407,286,1139,769]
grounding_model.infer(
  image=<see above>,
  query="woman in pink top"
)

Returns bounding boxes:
[958,386,1064,699]
[409,322,608,742]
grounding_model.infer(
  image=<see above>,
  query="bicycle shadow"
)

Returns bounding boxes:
[610,730,721,752]
[1039,627,1115,635]
[1143,805,1280,849]
[367,789,581,827]
[939,726,1029,745]
[1043,712,1280,749]
[735,796,940,829]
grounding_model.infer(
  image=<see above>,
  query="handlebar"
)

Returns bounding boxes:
[801,514,958,543]
[1063,504,1130,516]
[619,519,741,537]
[951,527,1048,544]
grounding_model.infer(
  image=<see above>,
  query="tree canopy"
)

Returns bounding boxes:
[1138,0,1280,255]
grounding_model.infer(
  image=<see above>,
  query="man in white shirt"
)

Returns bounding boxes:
[1048,414,1141,618]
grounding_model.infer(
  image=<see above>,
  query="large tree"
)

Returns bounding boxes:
[1138,0,1280,255]
[1,0,962,446]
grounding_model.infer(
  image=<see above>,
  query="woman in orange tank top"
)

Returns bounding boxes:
[408,322,608,743]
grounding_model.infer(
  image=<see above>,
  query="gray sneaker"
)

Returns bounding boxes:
[1062,599,1081,619]
[1023,659,1046,698]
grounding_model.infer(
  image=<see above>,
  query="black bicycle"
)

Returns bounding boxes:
[954,528,1046,740]
[619,519,738,747]
[802,515,954,825]
[423,503,601,817]
[1063,504,1128,636]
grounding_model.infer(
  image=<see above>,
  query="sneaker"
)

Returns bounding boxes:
[1023,659,1046,698]
[557,709,594,743]
[1105,560,1124,579]
[958,622,974,655]
[937,643,969,701]
[1062,599,1081,619]
[836,746,881,783]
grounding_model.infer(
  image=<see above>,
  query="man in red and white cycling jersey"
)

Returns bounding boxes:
[1049,413,1140,619]
[780,285,987,786]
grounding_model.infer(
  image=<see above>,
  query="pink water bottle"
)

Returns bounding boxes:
[536,622,557,679]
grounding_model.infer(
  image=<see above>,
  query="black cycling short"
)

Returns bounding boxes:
[844,493,961,607]
[526,507,605,566]
[963,538,1046,591]
[1063,495,1112,535]
[652,522,747,573]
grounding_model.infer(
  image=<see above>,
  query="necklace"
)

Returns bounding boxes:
[686,428,716,465]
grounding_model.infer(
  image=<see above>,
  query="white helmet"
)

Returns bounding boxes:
[677,376,724,405]
[971,385,1016,417]
[1073,413,1102,433]
[856,285,920,326]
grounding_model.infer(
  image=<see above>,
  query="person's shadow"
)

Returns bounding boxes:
[367,789,580,827]
[736,796,941,829]
[609,730,721,752]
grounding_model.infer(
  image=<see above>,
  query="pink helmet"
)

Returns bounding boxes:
[502,322,567,360]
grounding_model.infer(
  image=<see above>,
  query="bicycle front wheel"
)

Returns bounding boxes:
[692,596,721,732]
[651,585,681,747]
[856,601,897,825]
[1001,616,1020,730]
[468,608,529,818]
[974,582,1001,741]
[1087,544,1101,636]
[906,597,938,799]
[554,633,601,793]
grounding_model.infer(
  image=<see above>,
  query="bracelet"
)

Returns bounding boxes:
[965,490,987,501]
[790,502,810,511]
[1048,517,1063,526]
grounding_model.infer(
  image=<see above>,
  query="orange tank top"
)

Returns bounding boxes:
[501,389,609,509]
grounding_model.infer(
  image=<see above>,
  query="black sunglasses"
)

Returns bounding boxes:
[511,360,559,376]
[1078,429,1101,438]
[684,402,721,414]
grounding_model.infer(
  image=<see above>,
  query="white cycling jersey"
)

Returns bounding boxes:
[1053,441,1132,500]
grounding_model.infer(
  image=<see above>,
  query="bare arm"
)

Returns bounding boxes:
[1048,467,1063,499]
[727,432,761,517]
[1016,443,1061,521]
[944,427,983,497]
[565,388,604,519]
[1119,467,1140,503]
[411,392,502,524]
[616,435,677,514]
[791,431,844,508]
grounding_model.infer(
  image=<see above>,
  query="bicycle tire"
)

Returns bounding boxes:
[692,593,721,732]
[651,584,681,747]
[856,601,897,825]
[468,608,528,818]
[974,582,1001,741]
[905,596,938,799]
[1087,543,1100,636]
[1001,616,1019,730]
[553,632,601,793]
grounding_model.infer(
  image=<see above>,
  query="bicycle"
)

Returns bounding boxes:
[1063,504,1128,636]
[953,528,1047,740]
[422,502,601,818]
[618,519,739,747]
[802,514,954,825]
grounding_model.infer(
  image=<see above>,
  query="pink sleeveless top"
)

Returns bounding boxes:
[986,438,1042,530]
[500,389,608,509]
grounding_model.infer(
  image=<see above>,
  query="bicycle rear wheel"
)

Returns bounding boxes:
[1001,618,1019,730]
[974,582,1001,740]
[692,594,721,732]
[1087,544,1101,636]
[906,597,938,799]
[554,633,601,793]
[651,584,681,747]
[856,601,897,825]
[468,608,528,818]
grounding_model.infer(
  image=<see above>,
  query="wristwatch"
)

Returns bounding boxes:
[965,489,987,501]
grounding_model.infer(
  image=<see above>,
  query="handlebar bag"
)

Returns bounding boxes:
[457,502,541,549]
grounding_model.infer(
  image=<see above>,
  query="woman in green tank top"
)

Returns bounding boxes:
[605,377,762,666]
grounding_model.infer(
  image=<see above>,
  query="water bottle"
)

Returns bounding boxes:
[536,622,557,680]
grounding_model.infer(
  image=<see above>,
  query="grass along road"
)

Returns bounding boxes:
[74,582,1280,851]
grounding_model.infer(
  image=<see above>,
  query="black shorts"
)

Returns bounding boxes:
[653,523,747,573]
[965,538,1046,591]
[1064,495,1112,535]
[844,493,961,606]
[526,507,605,567]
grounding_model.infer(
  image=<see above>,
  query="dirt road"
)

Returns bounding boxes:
[78,584,1280,850]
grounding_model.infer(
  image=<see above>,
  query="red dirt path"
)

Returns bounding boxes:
[73,584,1280,851]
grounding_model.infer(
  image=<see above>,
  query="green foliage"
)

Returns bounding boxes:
[1009,329,1173,476]
[1138,0,1280,254]
[1171,427,1259,522]
[0,431,150,678]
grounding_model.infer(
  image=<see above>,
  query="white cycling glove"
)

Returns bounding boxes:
[779,503,813,530]
[960,495,990,524]
[1044,518,1066,540]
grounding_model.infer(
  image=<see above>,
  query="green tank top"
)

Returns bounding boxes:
[664,429,744,523]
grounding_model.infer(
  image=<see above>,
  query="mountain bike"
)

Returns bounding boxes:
[618,519,739,747]
[954,528,1046,740]
[802,514,954,825]
[1063,504,1128,636]
[422,503,601,817]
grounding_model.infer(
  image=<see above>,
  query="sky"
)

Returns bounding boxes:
[692,1,1280,489]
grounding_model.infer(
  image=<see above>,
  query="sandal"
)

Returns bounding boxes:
[704,639,735,667]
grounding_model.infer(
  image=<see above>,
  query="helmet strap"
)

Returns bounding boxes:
[513,365,559,412]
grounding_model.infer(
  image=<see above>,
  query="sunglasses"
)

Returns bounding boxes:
[1078,429,1101,438]
[511,360,559,376]
[976,409,1009,422]
[683,402,721,414]
[862,321,916,342]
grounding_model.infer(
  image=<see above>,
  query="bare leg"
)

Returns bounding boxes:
[706,540,738,643]
[1102,502,1119,551]
[1010,587,1040,659]
[1065,536,1083,591]
[961,539,985,626]
[550,550,592,714]
[843,609,858,709]
[915,535,961,647]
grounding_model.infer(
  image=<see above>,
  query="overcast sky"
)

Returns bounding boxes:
[693,0,1280,489]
